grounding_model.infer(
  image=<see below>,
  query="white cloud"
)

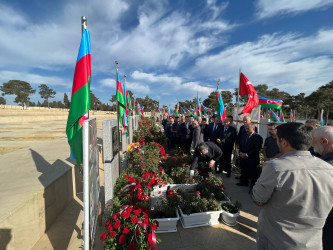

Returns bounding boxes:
[194,29,333,95]
[130,70,215,100]
[0,70,70,87]
[255,0,333,19]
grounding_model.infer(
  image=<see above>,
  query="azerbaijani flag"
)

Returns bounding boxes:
[201,104,212,112]
[320,109,324,126]
[123,77,129,119]
[168,106,172,117]
[66,29,91,167]
[184,108,192,115]
[133,99,136,116]
[197,97,202,117]
[258,96,283,109]
[175,102,179,116]
[269,109,280,122]
[138,103,144,119]
[280,110,286,122]
[216,86,226,119]
[116,68,128,131]
[290,109,294,122]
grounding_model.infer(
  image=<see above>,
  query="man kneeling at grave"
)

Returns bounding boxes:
[189,142,222,179]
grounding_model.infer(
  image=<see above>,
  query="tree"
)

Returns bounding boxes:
[63,93,70,108]
[136,96,158,112]
[90,91,101,111]
[38,84,56,108]
[0,80,36,108]
[0,97,6,105]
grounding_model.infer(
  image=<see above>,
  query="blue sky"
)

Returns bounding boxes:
[1,0,333,106]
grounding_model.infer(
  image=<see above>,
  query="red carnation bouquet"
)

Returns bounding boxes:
[101,205,160,249]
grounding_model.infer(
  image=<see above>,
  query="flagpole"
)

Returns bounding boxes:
[115,61,121,176]
[196,91,198,118]
[81,15,89,250]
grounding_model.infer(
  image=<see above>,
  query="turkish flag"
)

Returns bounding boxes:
[239,73,259,115]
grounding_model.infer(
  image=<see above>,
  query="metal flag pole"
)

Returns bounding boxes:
[115,61,121,176]
[196,91,198,118]
[82,15,89,250]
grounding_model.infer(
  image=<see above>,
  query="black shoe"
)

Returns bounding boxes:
[226,173,231,178]
[236,182,248,186]
[235,176,241,180]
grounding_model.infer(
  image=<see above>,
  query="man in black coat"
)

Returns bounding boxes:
[237,123,263,193]
[179,116,191,153]
[205,116,221,144]
[236,115,256,181]
[200,117,208,141]
[217,117,237,176]
[190,142,222,178]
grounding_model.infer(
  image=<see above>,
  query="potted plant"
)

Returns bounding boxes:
[177,189,222,228]
[221,201,242,226]
[196,173,230,202]
[150,191,181,233]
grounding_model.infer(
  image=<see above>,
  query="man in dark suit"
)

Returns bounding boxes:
[238,123,263,193]
[179,116,191,153]
[217,117,237,176]
[189,142,222,179]
[236,115,257,181]
[205,116,221,144]
[191,120,204,153]
[162,114,168,131]
[200,117,208,141]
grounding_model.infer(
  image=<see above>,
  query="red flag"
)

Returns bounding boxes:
[239,73,259,115]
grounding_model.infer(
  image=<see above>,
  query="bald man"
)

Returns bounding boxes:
[312,126,333,249]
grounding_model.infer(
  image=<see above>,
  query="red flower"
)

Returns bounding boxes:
[128,241,136,250]
[112,214,118,220]
[119,234,126,245]
[110,231,116,238]
[105,220,110,226]
[131,216,138,224]
[122,211,130,219]
[127,206,133,213]
[107,224,113,231]
[147,183,152,188]
[114,220,121,229]
[135,228,141,236]
[148,233,153,243]
[144,219,149,226]
[159,167,163,171]
[221,184,225,188]
[100,233,107,242]
[123,226,131,234]
[152,222,158,230]
[196,191,200,194]
[133,209,141,216]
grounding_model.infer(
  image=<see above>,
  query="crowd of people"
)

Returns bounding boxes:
[160,113,333,250]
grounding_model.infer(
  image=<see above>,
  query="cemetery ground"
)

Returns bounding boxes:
[0,108,259,250]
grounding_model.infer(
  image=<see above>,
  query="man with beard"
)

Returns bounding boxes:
[312,126,333,250]
[252,123,333,250]
[263,123,282,162]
